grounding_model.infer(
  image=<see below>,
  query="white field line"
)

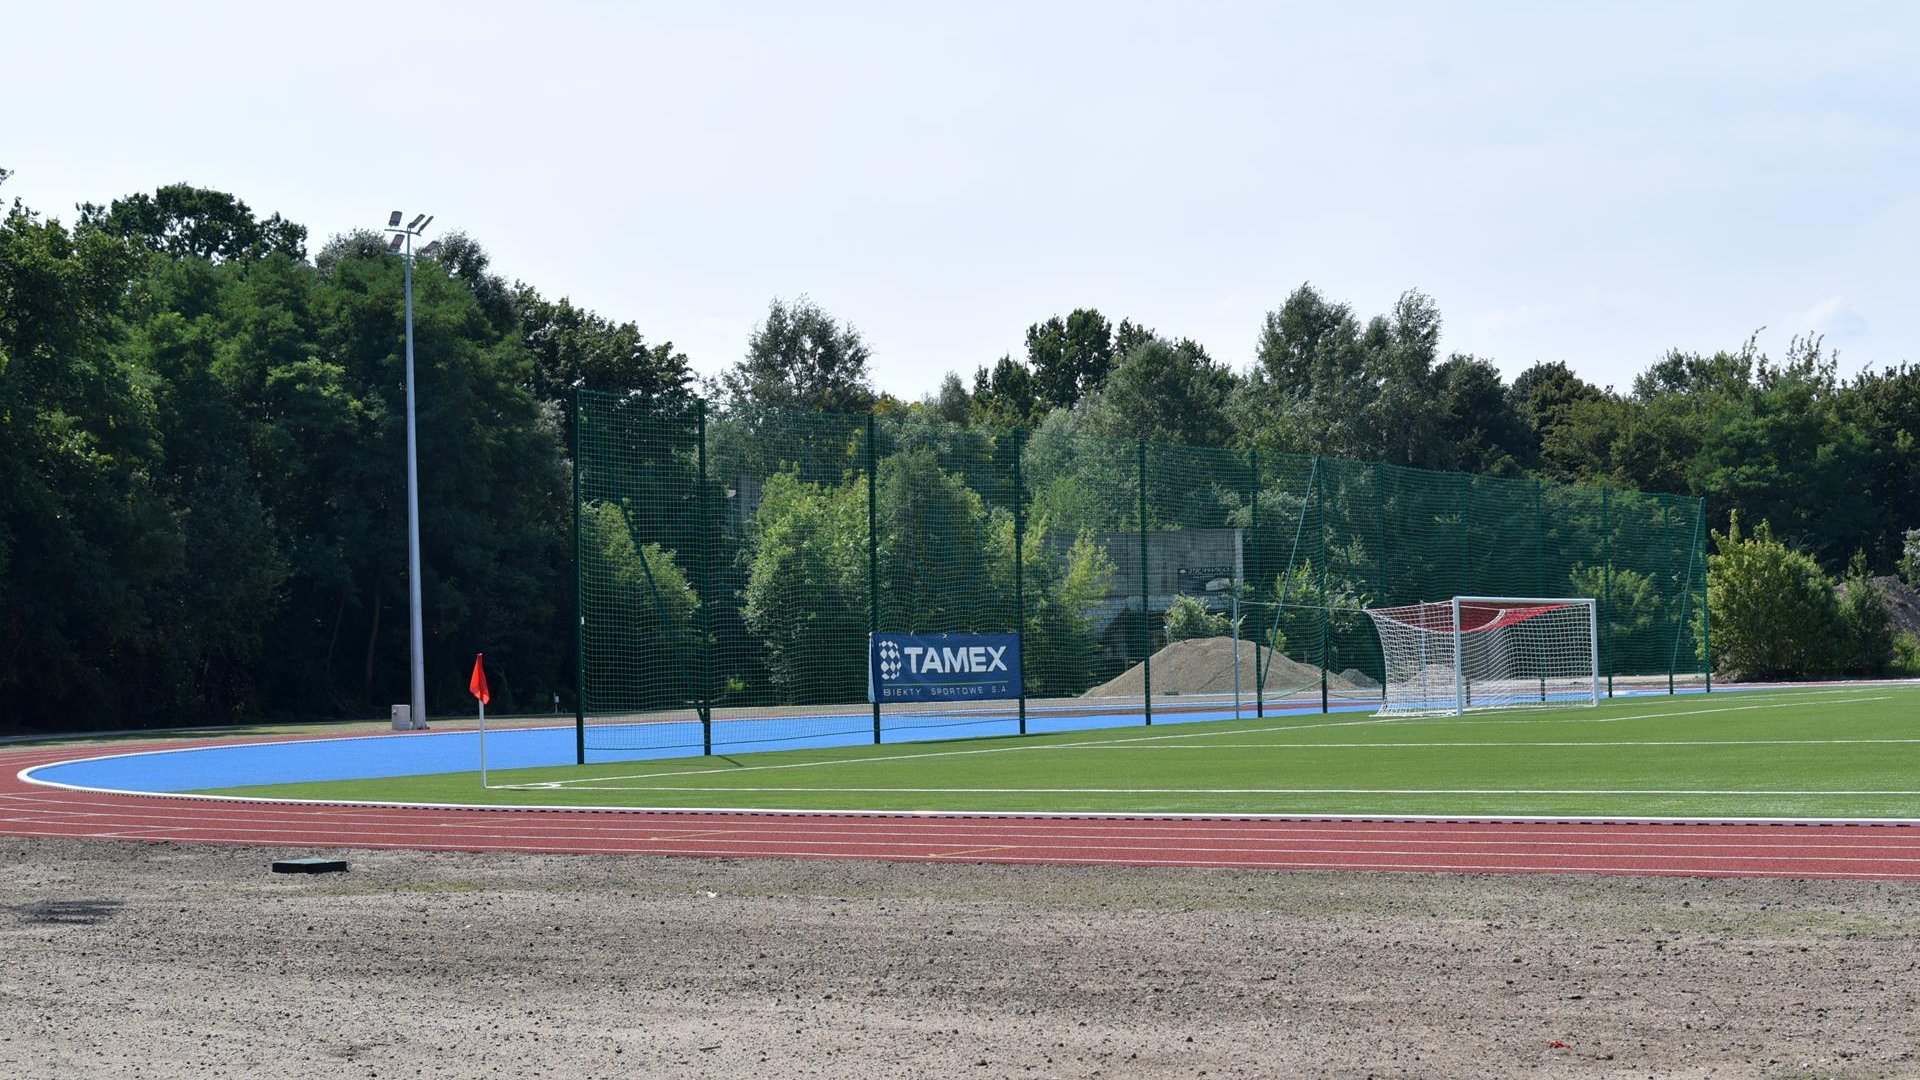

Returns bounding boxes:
[1006,736,1920,750]
[528,693,1897,789]
[543,785,1920,797]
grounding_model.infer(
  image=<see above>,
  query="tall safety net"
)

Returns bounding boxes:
[1367,598,1599,716]
[573,393,1708,760]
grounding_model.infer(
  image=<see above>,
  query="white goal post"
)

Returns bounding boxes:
[1364,596,1600,717]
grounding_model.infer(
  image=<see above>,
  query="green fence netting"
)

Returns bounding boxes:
[572,391,1709,757]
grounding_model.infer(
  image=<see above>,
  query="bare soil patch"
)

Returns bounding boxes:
[3,837,1917,1078]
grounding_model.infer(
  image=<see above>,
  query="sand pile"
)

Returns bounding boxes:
[1084,635,1370,698]
[1871,576,1920,638]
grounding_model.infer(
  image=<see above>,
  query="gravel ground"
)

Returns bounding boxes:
[2,837,1917,1078]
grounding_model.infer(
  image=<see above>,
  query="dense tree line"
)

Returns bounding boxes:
[4,175,1916,732]
[1,178,690,731]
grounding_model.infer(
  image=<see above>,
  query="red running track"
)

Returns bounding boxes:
[5,740,1920,880]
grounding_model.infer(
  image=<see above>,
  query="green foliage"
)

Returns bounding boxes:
[517,287,693,406]
[1568,563,1661,667]
[996,517,1115,696]
[8,174,1918,736]
[1544,337,1886,571]
[1026,308,1114,409]
[740,471,870,705]
[1262,559,1370,680]
[1837,552,1895,677]
[580,503,699,711]
[970,355,1039,427]
[0,182,626,730]
[1893,633,1920,677]
[1164,594,1230,641]
[1703,513,1840,679]
[722,296,875,415]
[738,448,1118,703]
[1434,355,1536,476]
[1234,285,1453,469]
[78,183,307,261]
[1088,336,1235,447]
[875,448,998,633]
[1511,361,1606,472]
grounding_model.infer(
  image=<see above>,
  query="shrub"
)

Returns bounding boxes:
[1837,551,1895,676]
[1165,594,1230,641]
[1703,512,1840,680]
[1893,633,1920,678]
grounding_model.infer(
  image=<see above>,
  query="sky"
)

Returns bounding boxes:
[5,1,1917,400]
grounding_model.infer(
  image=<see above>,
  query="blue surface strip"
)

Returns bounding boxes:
[26,688,1709,795]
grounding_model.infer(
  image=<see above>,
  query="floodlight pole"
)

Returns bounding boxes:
[385,212,434,731]
[402,230,425,730]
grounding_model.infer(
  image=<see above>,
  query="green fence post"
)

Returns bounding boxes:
[1601,487,1613,698]
[1664,499,1675,697]
[868,412,881,745]
[1250,447,1263,718]
[572,390,586,766]
[1317,457,1329,715]
[1013,428,1028,736]
[1139,438,1152,726]
[697,399,713,755]
[1374,461,1388,702]
[1534,479,1547,598]
[1700,501,1712,694]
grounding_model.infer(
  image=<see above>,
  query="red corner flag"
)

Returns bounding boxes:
[469,654,490,706]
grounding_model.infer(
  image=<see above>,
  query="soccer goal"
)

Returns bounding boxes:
[1364,597,1599,717]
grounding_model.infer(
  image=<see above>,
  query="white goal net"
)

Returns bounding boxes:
[1364,597,1599,716]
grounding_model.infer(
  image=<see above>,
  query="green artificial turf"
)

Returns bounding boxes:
[203,686,1920,819]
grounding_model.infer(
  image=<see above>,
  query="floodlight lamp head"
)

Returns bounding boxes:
[419,241,441,257]
[408,213,426,230]
[388,211,403,227]
[387,233,405,252]
[419,215,434,231]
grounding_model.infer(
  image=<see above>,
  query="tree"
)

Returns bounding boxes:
[740,472,871,704]
[1838,363,1920,572]
[1361,290,1445,468]
[1511,360,1606,475]
[1837,551,1894,676]
[1703,513,1840,679]
[1567,563,1662,672]
[78,183,306,262]
[579,503,700,710]
[874,447,1001,633]
[515,286,693,408]
[0,194,170,729]
[1238,283,1367,457]
[722,296,875,415]
[1002,520,1114,694]
[1432,355,1536,476]
[1236,284,1444,466]
[1089,335,1234,446]
[927,372,971,426]
[1026,308,1114,408]
[1906,529,1920,587]
[971,354,1039,428]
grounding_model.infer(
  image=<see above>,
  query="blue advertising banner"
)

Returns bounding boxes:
[869,632,1023,703]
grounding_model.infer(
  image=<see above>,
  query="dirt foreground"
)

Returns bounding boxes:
[2,837,1917,1079]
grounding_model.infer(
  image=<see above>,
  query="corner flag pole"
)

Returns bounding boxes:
[469,653,491,788]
